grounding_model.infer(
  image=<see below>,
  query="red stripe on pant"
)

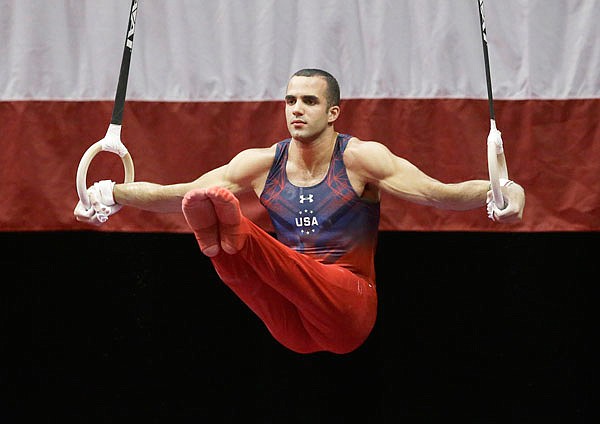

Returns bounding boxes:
[207,217,378,354]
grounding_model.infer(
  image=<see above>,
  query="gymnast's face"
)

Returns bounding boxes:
[285,76,338,142]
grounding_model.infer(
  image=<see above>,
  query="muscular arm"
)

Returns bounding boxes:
[345,139,525,218]
[112,146,276,213]
[112,165,228,213]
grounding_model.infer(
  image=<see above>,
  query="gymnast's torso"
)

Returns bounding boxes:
[260,134,380,282]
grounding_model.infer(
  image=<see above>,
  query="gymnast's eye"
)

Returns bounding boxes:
[302,96,318,106]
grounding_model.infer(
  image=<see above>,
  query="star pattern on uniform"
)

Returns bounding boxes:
[298,209,316,234]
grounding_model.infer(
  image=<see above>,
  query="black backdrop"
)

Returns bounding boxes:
[2,231,593,423]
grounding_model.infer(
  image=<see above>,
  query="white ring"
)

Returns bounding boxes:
[487,139,504,208]
[487,120,509,210]
[76,140,135,209]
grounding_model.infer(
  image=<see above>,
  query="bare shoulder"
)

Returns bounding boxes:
[226,143,278,187]
[345,136,396,159]
[231,143,277,166]
[344,137,396,174]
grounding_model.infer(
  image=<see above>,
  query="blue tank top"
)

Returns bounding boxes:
[260,134,380,283]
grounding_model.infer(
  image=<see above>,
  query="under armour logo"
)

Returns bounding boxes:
[299,194,314,204]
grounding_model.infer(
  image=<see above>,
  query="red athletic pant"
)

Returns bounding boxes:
[206,216,378,354]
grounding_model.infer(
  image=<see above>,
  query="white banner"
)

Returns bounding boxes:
[1,0,599,101]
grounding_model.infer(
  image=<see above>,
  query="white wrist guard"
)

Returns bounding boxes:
[92,180,116,206]
[487,179,514,221]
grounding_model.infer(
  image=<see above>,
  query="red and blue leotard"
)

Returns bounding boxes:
[260,133,380,283]
[207,134,380,354]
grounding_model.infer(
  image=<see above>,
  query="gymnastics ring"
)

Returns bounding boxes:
[76,124,135,210]
[487,120,508,210]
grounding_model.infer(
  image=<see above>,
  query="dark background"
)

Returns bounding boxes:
[2,231,593,423]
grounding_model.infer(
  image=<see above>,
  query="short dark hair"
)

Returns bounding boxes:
[291,68,340,107]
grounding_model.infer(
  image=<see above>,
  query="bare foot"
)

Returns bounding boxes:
[182,189,220,257]
[205,187,247,254]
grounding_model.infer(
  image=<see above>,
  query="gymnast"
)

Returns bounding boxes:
[74,68,525,354]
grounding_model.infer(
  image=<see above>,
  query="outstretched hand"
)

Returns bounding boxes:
[487,180,525,223]
[74,180,121,225]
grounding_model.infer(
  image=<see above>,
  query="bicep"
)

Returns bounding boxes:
[185,164,238,192]
[188,147,274,195]
[353,142,442,206]
[379,157,444,206]
[357,143,488,210]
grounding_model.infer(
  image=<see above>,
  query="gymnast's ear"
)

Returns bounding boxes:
[327,105,340,123]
